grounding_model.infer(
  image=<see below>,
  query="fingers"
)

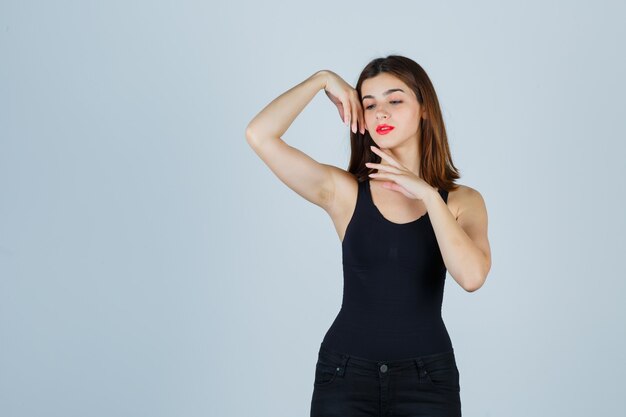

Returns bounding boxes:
[351,99,358,134]
[352,91,365,134]
[338,107,346,124]
[370,146,402,168]
[342,99,351,125]
[348,90,364,134]
[358,104,365,135]
[340,89,365,134]
[365,162,402,174]
[345,91,355,130]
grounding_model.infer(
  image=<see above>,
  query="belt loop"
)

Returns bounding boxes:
[336,355,349,376]
[415,358,429,383]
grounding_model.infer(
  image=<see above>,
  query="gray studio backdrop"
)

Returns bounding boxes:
[1,1,625,416]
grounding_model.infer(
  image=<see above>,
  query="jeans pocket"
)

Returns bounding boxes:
[313,349,346,388]
[313,360,340,387]
[419,352,460,392]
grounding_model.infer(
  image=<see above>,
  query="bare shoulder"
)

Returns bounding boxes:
[447,184,487,221]
[447,183,491,277]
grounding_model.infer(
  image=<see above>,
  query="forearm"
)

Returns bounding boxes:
[245,70,328,143]
[424,189,487,292]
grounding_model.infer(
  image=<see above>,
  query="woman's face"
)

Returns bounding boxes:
[361,73,423,149]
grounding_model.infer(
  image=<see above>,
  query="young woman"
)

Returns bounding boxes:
[246,55,491,417]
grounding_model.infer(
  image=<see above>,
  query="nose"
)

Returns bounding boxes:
[376,112,388,120]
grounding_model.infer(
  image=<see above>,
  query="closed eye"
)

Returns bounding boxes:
[365,100,402,110]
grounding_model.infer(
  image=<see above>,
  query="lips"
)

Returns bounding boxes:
[376,124,395,135]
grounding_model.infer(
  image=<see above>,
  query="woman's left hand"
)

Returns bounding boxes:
[365,145,436,202]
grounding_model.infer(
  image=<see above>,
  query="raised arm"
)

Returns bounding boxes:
[245,70,360,210]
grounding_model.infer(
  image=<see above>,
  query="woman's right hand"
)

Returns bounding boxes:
[320,70,366,135]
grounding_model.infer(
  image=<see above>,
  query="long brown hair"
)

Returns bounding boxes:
[348,55,461,192]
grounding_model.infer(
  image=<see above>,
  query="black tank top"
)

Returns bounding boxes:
[320,179,454,361]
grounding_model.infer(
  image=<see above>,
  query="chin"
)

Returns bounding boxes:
[373,138,397,149]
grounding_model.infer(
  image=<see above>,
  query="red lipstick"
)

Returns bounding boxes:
[376,124,395,135]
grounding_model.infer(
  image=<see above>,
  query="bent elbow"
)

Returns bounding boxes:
[464,255,490,292]
[463,274,487,293]
[245,125,258,144]
[464,282,481,293]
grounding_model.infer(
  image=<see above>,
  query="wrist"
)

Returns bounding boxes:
[423,186,442,208]
[312,70,329,91]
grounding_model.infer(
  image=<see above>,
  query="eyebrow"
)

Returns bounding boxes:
[361,88,405,101]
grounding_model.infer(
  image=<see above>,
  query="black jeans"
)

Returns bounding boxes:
[310,344,462,417]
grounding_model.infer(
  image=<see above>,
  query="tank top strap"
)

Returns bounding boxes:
[361,179,381,215]
[358,179,371,210]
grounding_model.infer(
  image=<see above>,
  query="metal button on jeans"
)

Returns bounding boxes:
[379,364,388,373]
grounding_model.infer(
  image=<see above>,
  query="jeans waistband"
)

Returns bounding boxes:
[319,343,455,373]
